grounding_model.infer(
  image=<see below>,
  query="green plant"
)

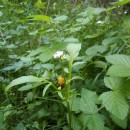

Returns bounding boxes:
[1,0,130,130]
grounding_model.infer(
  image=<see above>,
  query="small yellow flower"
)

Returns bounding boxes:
[57,76,64,86]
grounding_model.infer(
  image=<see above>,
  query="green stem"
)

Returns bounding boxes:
[66,59,73,130]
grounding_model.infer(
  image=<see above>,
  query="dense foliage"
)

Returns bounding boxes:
[1,0,130,130]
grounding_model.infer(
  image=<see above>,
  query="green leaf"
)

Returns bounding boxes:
[110,114,127,129]
[80,113,104,130]
[69,97,80,113]
[42,83,52,97]
[107,65,130,77]
[15,122,25,130]
[104,77,124,90]
[63,37,79,43]
[102,37,118,45]
[53,15,68,23]
[36,108,50,118]
[106,54,130,68]
[80,98,98,114]
[121,79,130,99]
[18,82,43,91]
[6,76,44,91]
[99,91,129,120]
[94,61,107,70]
[86,45,107,56]
[71,114,81,130]
[27,15,52,22]
[80,88,99,114]
[27,92,33,102]
[37,43,69,62]
[34,0,45,9]
[66,43,81,60]
[38,49,56,62]
[81,88,99,104]
[112,0,130,6]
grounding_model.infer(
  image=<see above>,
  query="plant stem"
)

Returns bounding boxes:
[66,59,73,130]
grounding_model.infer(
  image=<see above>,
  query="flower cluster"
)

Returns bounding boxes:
[53,51,64,59]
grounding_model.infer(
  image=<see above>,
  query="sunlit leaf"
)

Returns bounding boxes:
[66,43,81,60]
[112,0,130,6]
[6,76,44,91]
[107,65,130,77]
[106,54,130,68]
[99,90,129,120]
[80,113,104,130]
[27,15,52,22]
[104,77,124,90]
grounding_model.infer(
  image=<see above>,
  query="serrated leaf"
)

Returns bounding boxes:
[70,97,80,113]
[66,43,81,60]
[107,65,130,77]
[86,45,107,56]
[102,37,118,45]
[99,91,129,120]
[70,114,81,130]
[106,54,130,68]
[80,113,104,130]
[81,88,99,104]
[80,98,98,114]
[104,77,124,90]
[80,88,99,114]
[110,114,127,129]
[6,76,44,91]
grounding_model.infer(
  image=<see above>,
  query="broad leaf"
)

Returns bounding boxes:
[6,76,44,91]
[99,91,129,120]
[107,65,130,77]
[110,114,127,129]
[66,43,81,60]
[86,45,107,56]
[71,114,81,130]
[81,88,99,104]
[80,113,104,130]
[106,54,130,68]
[80,88,99,114]
[18,82,43,91]
[104,77,124,90]
[37,43,68,62]
[70,97,81,113]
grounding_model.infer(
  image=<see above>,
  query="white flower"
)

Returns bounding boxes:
[124,11,127,14]
[53,51,64,59]
[96,21,103,24]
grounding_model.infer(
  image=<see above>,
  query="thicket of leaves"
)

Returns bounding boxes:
[1,0,130,130]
